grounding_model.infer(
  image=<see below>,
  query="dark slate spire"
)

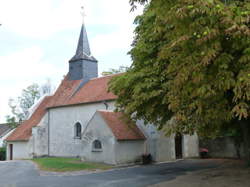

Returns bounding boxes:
[69,24,97,62]
[68,22,98,81]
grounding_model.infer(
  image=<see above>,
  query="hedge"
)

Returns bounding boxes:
[0,147,6,161]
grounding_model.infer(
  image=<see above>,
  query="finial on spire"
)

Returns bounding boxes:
[81,6,86,24]
[69,5,97,63]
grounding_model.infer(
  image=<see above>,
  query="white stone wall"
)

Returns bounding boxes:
[183,133,199,158]
[136,120,158,160]
[6,141,33,160]
[136,120,176,162]
[32,113,49,157]
[115,140,144,164]
[81,112,116,164]
[5,98,199,162]
[155,133,175,162]
[48,101,115,157]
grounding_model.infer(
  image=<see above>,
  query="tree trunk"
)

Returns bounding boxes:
[240,119,250,164]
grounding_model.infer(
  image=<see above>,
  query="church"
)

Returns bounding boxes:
[5,21,199,165]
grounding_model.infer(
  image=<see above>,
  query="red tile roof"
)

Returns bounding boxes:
[48,74,117,108]
[6,74,118,141]
[6,96,52,141]
[99,111,145,140]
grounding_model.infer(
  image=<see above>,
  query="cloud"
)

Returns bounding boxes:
[0,46,63,80]
[0,0,142,38]
[0,0,144,122]
[0,46,65,121]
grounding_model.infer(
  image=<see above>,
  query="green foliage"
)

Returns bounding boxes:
[110,0,250,137]
[0,147,6,161]
[7,83,41,122]
[5,116,18,128]
[129,0,148,11]
[32,157,111,172]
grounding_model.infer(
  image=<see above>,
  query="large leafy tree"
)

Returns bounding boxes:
[110,0,250,161]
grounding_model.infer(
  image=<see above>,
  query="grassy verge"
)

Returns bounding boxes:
[32,157,112,172]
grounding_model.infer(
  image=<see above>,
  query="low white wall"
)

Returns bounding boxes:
[81,112,116,165]
[183,133,199,158]
[200,137,244,158]
[115,140,144,164]
[6,141,32,160]
[32,113,49,157]
[156,133,175,162]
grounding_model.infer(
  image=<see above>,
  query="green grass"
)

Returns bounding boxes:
[32,157,112,172]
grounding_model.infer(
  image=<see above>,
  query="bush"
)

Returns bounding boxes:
[0,147,6,161]
[142,154,152,165]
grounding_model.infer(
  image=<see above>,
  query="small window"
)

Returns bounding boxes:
[92,140,102,152]
[75,122,82,139]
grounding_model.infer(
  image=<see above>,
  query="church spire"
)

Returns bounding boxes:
[68,6,98,81]
[69,7,96,62]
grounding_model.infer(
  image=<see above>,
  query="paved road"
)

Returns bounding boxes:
[0,159,221,187]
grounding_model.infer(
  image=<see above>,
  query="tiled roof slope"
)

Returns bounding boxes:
[47,75,82,108]
[48,74,117,108]
[99,111,145,140]
[6,96,52,141]
[0,124,12,137]
[6,74,118,141]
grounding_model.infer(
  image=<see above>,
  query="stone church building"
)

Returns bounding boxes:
[5,22,199,164]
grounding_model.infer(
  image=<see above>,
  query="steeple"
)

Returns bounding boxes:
[68,22,98,81]
[69,24,97,62]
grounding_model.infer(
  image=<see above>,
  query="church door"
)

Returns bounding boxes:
[9,144,13,160]
[175,133,183,159]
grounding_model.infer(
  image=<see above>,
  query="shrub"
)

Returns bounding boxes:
[0,147,6,161]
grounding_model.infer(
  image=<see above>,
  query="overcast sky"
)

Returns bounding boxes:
[0,0,143,123]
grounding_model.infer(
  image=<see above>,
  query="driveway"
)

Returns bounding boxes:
[0,159,221,187]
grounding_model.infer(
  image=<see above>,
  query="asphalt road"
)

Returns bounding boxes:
[0,159,220,187]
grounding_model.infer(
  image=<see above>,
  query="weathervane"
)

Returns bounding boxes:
[81,6,86,24]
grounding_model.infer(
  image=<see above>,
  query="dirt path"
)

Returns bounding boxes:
[150,159,250,187]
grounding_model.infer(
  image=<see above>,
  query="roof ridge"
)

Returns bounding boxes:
[98,110,114,112]
[90,73,123,81]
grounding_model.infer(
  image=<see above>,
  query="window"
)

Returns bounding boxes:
[92,140,102,152]
[75,122,82,139]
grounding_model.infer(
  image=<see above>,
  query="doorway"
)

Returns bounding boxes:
[9,144,13,160]
[175,133,183,159]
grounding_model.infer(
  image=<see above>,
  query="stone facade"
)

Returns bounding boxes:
[6,99,199,163]
[200,137,244,159]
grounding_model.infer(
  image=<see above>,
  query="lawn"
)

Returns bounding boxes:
[32,157,112,172]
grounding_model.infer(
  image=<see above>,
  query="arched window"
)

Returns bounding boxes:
[75,122,82,139]
[92,140,102,151]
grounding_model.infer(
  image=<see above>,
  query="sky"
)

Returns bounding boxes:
[0,0,143,123]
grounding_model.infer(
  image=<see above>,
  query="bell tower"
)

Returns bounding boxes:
[69,7,98,80]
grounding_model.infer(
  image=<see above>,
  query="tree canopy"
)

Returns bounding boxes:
[110,0,249,138]
[6,80,54,125]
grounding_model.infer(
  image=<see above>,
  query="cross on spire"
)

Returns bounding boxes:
[81,6,86,24]
[69,5,97,63]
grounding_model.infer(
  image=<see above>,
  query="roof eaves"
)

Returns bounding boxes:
[47,99,116,109]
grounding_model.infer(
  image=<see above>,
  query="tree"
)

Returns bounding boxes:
[101,66,129,76]
[110,0,250,162]
[7,83,41,124]
[6,80,55,126]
